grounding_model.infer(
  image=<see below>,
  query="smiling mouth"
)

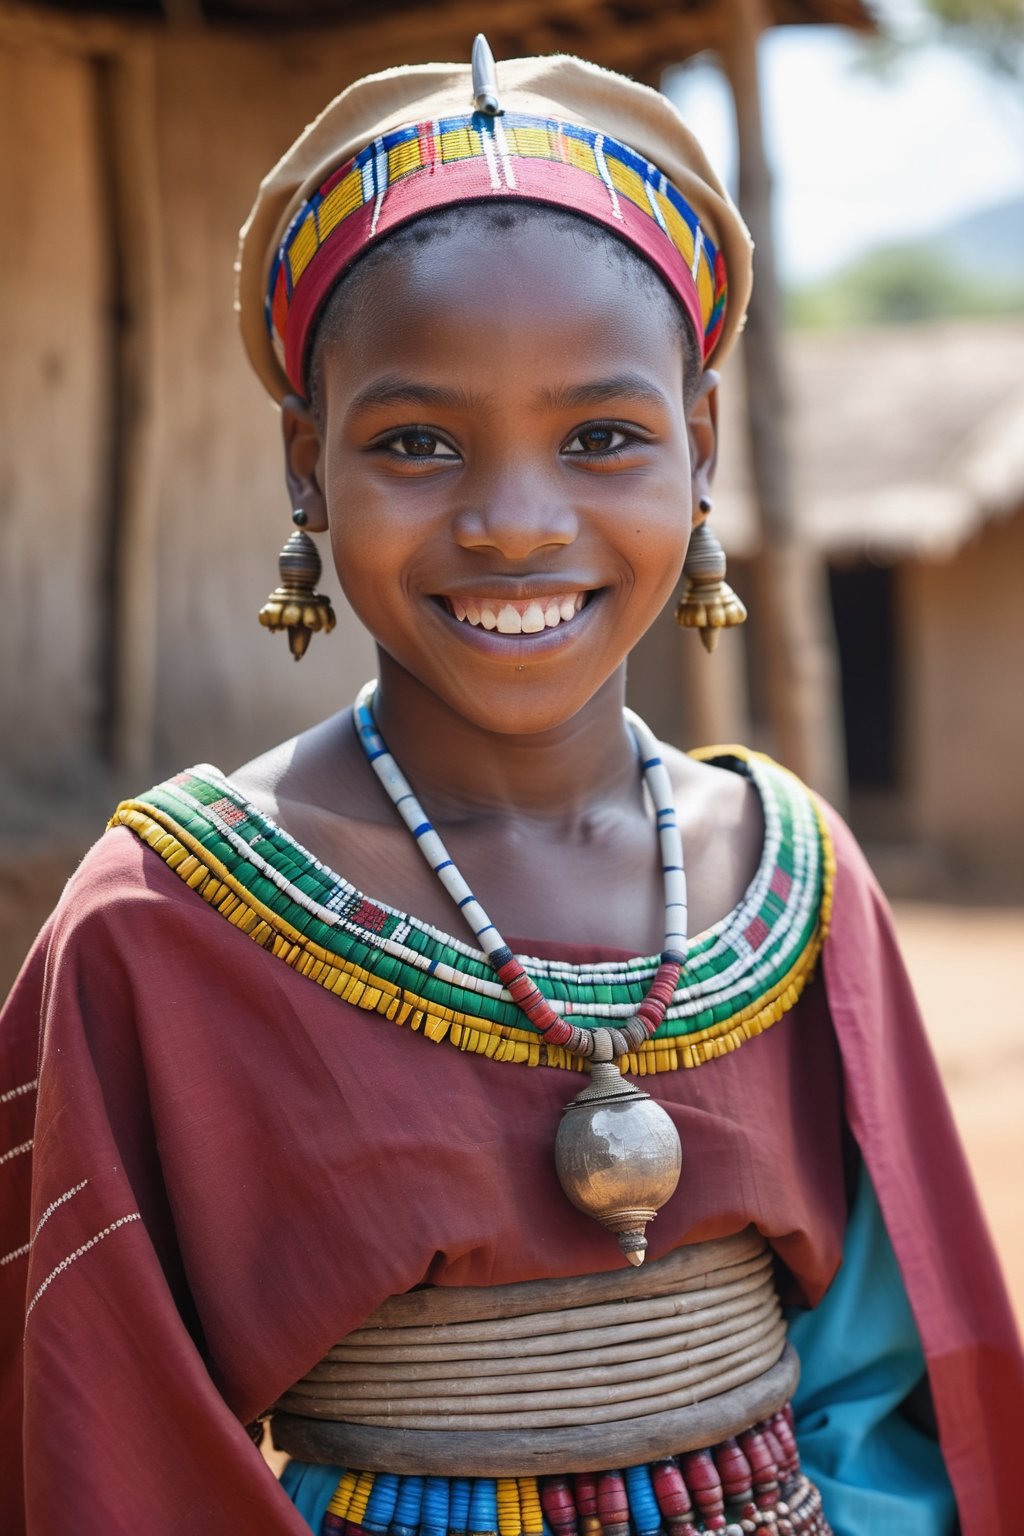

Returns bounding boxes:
[440,593,590,635]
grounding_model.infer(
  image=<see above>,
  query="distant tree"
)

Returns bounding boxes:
[788,245,1024,329]
[923,0,1024,82]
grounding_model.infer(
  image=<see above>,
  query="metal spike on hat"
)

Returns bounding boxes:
[472,34,501,115]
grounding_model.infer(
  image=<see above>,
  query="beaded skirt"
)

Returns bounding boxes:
[303,1409,831,1536]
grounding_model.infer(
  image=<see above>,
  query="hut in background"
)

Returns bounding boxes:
[712,317,1024,892]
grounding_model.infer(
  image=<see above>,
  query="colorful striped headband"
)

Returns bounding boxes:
[266,111,728,395]
[238,53,752,402]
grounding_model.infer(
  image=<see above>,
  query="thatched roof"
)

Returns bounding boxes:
[716,318,1024,560]
[9,0,876,81]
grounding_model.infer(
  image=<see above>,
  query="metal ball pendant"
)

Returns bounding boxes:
[554,1033,682,1266]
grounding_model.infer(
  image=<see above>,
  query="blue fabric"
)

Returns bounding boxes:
[787,1162,957,1536]
[279,1458,344,1534]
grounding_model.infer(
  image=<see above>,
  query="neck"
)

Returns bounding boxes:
[369,654,643,825]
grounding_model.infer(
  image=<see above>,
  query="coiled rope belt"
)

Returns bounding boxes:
[272,1230,798,1475]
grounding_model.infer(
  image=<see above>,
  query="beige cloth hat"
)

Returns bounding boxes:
[237,51,753,402]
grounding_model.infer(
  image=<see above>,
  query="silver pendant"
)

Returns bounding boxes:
[554,1029,682,1265]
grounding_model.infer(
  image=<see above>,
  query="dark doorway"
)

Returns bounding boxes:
[829,562,898,789]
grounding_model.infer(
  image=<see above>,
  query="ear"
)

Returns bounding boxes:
[281,394,328,532]
[687,368,719,527]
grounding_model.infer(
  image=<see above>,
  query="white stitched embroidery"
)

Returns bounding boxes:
[25,1212,142,1323]
[593,135,623,221]
[0,1079,37,1105]
[0,1179,90,1268]
[492,117,517,190]
[33,1178,90,1244]
[369,137,388,237]
[0,1138,33,1167]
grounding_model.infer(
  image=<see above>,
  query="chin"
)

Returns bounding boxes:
[422,666,625,740]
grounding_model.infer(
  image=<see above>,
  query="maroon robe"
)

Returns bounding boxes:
[0,806,1020,1533]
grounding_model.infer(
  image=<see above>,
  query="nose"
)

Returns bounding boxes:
[452,467,578,560]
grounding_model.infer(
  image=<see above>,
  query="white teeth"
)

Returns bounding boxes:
[445,592,590,634]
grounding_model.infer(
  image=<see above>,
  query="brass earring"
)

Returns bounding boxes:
[675,522,747,653]
[258,529,336,661]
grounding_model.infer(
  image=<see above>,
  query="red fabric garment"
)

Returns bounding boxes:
[820,806,1024,1531]
[1,809,1020,1533]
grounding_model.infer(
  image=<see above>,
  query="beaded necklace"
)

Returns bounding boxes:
[353,681,686,1265]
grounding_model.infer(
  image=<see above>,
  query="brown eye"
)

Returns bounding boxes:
[563,425,630,456]
[385,430,459,459]
[578,427,615,452]
[401,431,440,456]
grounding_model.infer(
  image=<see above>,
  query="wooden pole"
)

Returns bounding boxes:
[95,39,163,783]
[716,0,847,806]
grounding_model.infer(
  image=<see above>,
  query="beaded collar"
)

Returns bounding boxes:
[110,747,834,1077]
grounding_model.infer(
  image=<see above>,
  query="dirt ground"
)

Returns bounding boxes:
[891,902,1024,1325]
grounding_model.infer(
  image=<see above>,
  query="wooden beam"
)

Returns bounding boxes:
[717,0,847,804]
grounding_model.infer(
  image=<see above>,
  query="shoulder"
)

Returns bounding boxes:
[46,824,200,962]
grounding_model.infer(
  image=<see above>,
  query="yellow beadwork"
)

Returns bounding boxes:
[327,1469,360,1519]
[109,747,834,1079]
[518,1478,544,1536]
[349,1469,376,1526]
[496,1478,521,1536]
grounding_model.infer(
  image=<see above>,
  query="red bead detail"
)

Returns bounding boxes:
[737,1428,780,1510]
[680,1449,725,1526]
[351,898,389,933]
[762,1424,787,1478]
[573,1475,597,1521]
[595,1472,630,1536]
[540,1017,574,1046]
[714,1438,754,1502]
[771,1408,800,1477]
[651,1460,696,1534]
[496,934,680,1043]
[540,1479,578,1536]
[744,915,770,951]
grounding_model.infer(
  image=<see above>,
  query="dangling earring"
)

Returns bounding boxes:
[258,520,336,661]
[675,508,747,654]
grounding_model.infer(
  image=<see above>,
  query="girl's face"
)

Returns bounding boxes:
[284,217,715,737]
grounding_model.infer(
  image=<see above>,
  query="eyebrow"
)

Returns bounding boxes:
[537,373,673,411]
[348,376,482,415]
[346,371,673,418]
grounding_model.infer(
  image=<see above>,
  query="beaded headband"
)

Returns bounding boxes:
[239,48,752,402]
[266,110,727,393]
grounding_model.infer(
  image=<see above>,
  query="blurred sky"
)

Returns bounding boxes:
[665,0,1024,284]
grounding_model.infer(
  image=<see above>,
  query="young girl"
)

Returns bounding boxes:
[2,40,1020,1536]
